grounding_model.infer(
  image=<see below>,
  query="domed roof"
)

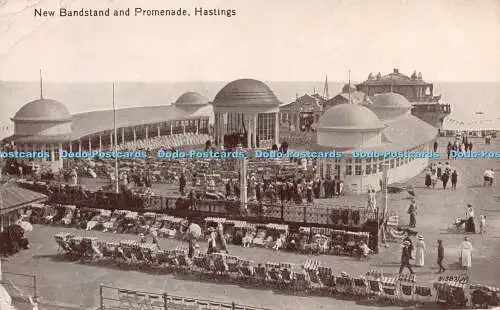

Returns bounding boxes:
[13,98,71,122]
[213,79,281,107]
[342,83,357,93]
[372,93,412,109]
[318,104,385,131]
[174,92,210,106]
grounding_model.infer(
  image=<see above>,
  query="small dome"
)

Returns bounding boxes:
[174,92,209,106]
[318,104,385,131]
[372,93,412,109]
[341,84,357,93]
[13,99,71,121]
[213,79,281,107]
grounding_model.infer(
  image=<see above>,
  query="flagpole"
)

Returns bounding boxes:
[348,70,351,104]
[112,83,119,194]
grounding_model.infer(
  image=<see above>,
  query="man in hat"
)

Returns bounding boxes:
[399,240,415,274]
[437,240,446,273]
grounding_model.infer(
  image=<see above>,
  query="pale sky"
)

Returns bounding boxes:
[0,0,499,82]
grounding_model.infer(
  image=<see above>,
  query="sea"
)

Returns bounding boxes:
[0,81,499,138]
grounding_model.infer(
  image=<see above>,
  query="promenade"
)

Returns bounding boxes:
[2,137,499,310]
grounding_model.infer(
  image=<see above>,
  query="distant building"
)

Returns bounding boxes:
[279,93,325,132]
[323,83,369,111]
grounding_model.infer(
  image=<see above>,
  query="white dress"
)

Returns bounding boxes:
[415,240,426,266]
[459,241,473,268]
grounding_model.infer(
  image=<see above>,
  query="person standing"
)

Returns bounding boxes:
[465,204,476,233]
[179,173,186,196]
[414,235,426,267]
[451,170,458,190]
[459,237,473,270]
[407,199,417,228]
[433,141,438,152]
[399,241,415,274]
[437,240,446,273]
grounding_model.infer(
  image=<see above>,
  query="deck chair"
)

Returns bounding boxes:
[292,272,311,292]
[254,265,268,284]
[335,276,353,295]
[381,276,398,300]
[318,266,334,288]
[307,269,323,288]
[414,285,433,302]
[353,277,369,296]
[367,279,383,296]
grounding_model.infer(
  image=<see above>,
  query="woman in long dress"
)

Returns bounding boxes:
[415,235,426,267]
[459,237,473,270]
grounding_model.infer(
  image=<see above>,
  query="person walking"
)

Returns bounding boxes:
[399,240,415,274]
[437,240,446,273]
[414,235,426,267]
[442,170,450,189]
[407,199,417,228]
[451,170,458,190]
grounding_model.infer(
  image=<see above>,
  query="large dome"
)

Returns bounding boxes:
[318,104,385,131]
[372,93,412,109]
[13,99,71,122]
[174,92,209,106]
[213,79,281,107]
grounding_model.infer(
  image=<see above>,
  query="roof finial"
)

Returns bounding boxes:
[39,69,43,99]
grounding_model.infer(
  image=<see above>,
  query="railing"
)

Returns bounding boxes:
[99,284,271,310]
[0,271,38,301]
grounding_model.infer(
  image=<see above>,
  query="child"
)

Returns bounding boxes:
[480,215,486,234]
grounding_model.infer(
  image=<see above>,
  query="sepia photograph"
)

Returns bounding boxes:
[0,0,500,309]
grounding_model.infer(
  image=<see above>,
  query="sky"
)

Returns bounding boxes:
[0,0,499,82]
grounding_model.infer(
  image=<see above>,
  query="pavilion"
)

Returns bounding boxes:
[212,79,281,149]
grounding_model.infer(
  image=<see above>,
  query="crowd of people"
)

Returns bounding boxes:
[424,161,458,190]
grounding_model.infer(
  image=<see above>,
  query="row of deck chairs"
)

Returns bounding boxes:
[54,233,499,307]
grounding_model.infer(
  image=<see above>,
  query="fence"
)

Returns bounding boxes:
[0,270,38,301]
[99,284,271,310]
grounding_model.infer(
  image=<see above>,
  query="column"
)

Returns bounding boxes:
[145,126,149,139]
[239,157,248,210]
[69,142,72,153]
[88,137,92,151]
[50,144,55,162]
[252,114,257,148]
[246,118,251,148]
[170,123,173,135]
[122,128,125,144]
[274,112,280,145]
[78,140,82,153]
[133,128,137,142]
[195,119,199,134]
[110,132,113,148]
[157,126,160,137]
[99,134,102,151]
[58,143,63,168]
[182,121,186,134]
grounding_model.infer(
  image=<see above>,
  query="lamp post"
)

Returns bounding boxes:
[377,163,389,252]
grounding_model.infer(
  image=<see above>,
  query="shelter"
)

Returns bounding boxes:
[313,93,437,194]
[0,182,47,232]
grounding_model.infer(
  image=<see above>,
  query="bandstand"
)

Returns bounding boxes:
[212,79,281,149]
[6,98,72,171]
